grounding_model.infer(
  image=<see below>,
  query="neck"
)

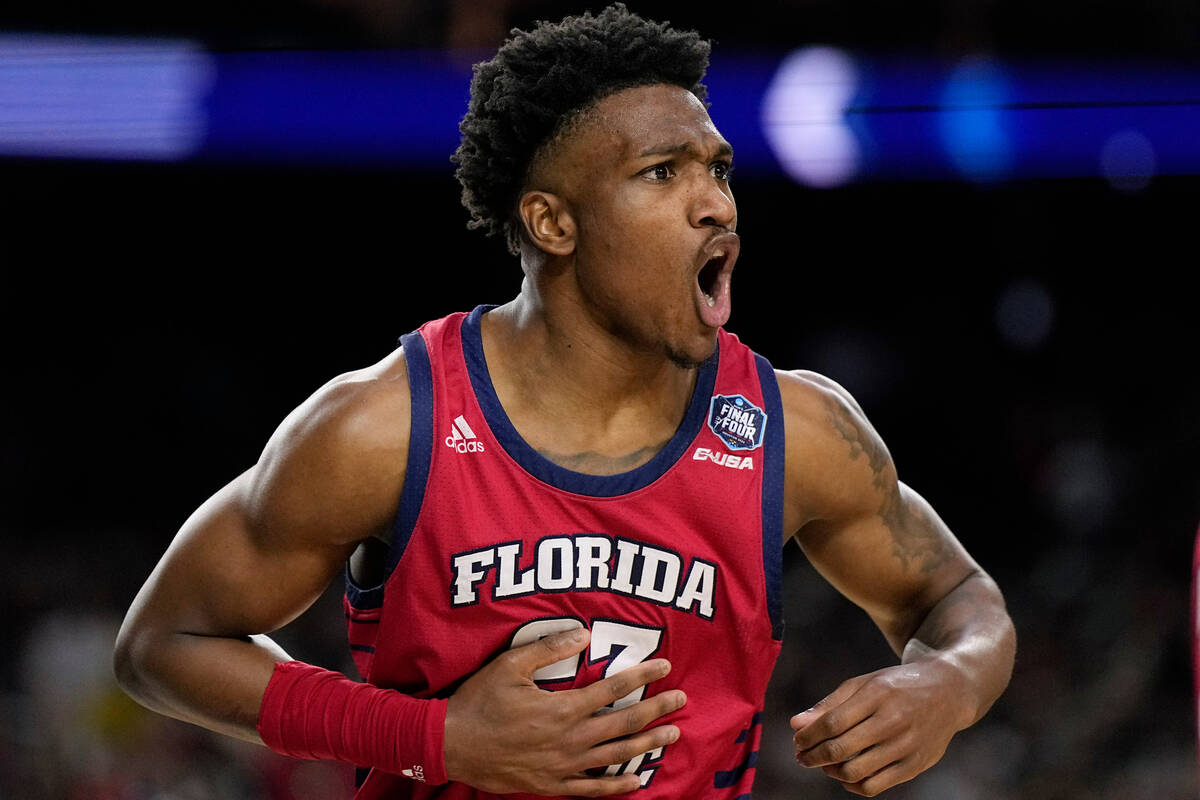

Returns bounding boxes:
[480,278,700,472]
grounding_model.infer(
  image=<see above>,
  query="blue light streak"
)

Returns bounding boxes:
[1,35,1197,185]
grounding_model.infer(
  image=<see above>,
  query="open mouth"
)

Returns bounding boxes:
[694,232,740,328]
[699,250,728,306]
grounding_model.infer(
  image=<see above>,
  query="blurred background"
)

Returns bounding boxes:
[2,1,1198,798]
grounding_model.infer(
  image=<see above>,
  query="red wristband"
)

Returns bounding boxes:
[256,661,448,785]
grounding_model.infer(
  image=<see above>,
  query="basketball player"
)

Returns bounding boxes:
[1193,525,1199,766]
[114,5,1016,798]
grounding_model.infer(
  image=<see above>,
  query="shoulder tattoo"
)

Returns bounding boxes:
[824,392,950,575]
[824,391,889,492]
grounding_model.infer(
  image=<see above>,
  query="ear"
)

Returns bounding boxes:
[518,190,576,256]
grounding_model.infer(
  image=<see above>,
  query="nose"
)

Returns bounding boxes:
[690,173,736,230]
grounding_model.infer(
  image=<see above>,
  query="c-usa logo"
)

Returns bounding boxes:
[707,394,766,451]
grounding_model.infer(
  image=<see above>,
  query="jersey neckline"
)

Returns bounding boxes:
[460,304,720,498]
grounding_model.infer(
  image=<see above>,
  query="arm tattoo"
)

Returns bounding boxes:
[881,484,951,574]
[825,393,950,574]
[825,393,889,493]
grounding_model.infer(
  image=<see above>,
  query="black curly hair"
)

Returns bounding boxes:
[451,3,712,255]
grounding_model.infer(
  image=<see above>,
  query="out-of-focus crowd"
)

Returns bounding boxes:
[2,525,1194,800]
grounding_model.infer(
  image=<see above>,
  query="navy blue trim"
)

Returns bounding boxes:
[755,355,785,640]
[345,329,435,610]
[461,305,719,498]
[713,751,758,789]
[349,644,376,653]
[734,711,764,743]
[392,330,435,562]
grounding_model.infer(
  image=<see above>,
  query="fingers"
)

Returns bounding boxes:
[584,722,680,770]
[795,710,884,769]
[824,757,919,798]
[790,673,867,735]
[792,669,953,797]
[504,625,590,675]
[559,773,643,798]
[580,686,687,745]
[814,735,901,783]
[574,656,672,712]
[817,730,948,795]
[791,676,873,755]
[446,627,684,796]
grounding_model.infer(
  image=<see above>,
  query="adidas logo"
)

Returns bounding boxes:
[445,414,485,453]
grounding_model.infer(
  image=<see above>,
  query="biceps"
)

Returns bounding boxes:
[133,470,353,638]
[796,481,978,643]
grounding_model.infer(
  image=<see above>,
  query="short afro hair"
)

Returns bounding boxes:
[451,3,712,255]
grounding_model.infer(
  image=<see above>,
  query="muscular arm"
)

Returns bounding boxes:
[113,357,412,742]
[779,369,1015,796]
[114,350,683,795]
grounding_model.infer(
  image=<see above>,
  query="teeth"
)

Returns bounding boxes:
[705,294,715,307]
[712,250,725,259]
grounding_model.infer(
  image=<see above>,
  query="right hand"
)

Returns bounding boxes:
[443,626,686,796]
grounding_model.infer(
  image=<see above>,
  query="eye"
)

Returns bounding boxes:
[643,163,674,181]
[710,161,734,182]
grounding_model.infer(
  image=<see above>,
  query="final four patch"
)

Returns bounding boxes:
[707,394,766,451]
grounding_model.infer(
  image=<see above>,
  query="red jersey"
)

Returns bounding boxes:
[345,306,785,799]
[1193,525,1199,765]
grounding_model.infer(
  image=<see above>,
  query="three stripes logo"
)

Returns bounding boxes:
[445,414,485,453]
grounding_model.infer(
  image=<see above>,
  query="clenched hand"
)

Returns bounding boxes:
[791,659,974,797]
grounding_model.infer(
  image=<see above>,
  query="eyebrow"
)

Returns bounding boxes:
[637,140,734,160]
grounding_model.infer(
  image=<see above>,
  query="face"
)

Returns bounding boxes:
[531,84,740,368]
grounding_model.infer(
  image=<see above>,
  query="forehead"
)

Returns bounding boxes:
[580,84,729,159]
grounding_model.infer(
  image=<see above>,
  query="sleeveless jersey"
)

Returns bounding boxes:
[1193,525,1200,765]
[344,306,785,800]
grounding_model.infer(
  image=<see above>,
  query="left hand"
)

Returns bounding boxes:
[791,660,972,797]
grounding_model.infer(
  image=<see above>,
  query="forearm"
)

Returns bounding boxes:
[116,621,449,783]
[114,622,289,744]
[900,571,1016,728]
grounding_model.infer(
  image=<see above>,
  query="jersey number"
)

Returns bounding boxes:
[510,617,668,785]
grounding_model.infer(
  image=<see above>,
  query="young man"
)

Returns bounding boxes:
[114,5,1015,798]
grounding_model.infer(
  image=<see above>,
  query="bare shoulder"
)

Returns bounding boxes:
[775,369,896,536]
[244,347,413,549]
[776,369,869,420]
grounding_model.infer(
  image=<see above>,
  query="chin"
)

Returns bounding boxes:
[665,337,718,370]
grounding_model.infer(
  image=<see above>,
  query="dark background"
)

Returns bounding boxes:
[4,0,1200,55]
[3,2,1199,799]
